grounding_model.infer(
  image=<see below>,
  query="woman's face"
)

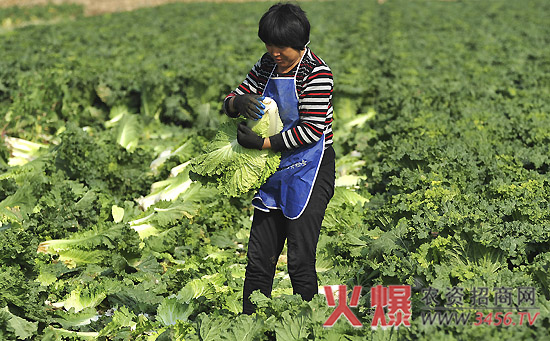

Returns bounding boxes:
[265,44,303,71]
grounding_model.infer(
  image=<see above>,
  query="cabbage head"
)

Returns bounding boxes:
[190,97,283,197]
[247,97,283,137]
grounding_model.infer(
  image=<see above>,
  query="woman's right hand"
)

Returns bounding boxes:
[232,94,265,120]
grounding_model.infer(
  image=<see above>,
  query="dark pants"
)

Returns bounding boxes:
[242,146,335,314]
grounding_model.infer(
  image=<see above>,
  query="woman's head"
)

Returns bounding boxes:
[258,3,310,51]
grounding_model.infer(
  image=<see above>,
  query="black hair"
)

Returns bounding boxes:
[258,2,310,50]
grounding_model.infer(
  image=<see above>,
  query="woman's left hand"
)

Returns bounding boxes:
[237,122,264,150]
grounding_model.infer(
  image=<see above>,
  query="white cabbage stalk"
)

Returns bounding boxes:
[136,161,193,210]
[111,205,125,223]
[344,108,376,129]
[149,140,192,174]
[103,106,140,152]
[46,328,99,340]
[104,105,129,128]
[115,113,139,152]
[4,136,47,166]
[129,223,159,240]
[170,162,189,177]
[335,154,367,188]
[334,174,367,187]
[128,212,158,239]
[50,288,106,313]
[128,212,155,226]
[149,148,173,172]
[37,232,105,253]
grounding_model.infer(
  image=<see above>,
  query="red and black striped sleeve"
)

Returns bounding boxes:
[269,50,334,151]
[223,54,272,117]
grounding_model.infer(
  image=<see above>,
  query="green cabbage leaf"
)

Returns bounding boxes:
[190,97,282,197]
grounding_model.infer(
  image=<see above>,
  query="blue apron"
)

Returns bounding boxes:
[252,62,325,219]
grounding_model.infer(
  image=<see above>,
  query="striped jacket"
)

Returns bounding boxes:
[224,48,334,151]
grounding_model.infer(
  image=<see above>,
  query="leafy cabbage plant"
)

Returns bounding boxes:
[190,97,283,197]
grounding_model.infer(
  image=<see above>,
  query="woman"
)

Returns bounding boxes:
[223,2,335,315]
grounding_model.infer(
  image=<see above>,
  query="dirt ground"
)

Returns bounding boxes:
[0,0,273,15]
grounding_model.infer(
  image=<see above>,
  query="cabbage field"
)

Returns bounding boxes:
[1,0,550,339]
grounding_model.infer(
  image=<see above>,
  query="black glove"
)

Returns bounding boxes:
[233,94,265,120]
[237,122,264,150]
